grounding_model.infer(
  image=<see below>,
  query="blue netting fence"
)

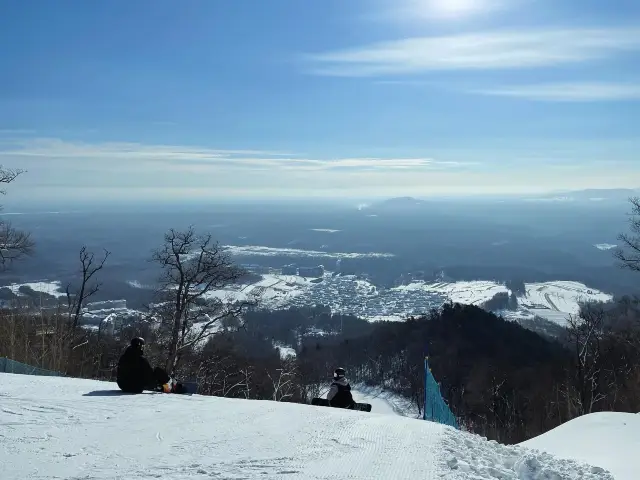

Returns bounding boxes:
[0,357,63,377]
[424,357,458,429]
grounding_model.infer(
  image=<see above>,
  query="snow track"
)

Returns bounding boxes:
[0,374,615,479]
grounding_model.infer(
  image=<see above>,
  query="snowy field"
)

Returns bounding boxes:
[391,280,612,326]
[223,245,394,259]
[0,373,616,479]
[394,281,509,306]
[518,281,613,325]
[3,280,66,298]
[203,273,312,307]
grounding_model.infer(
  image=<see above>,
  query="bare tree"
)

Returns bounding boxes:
[268,359,299,402]
[0,167,34,266]
[151,227,256,373]
[565,305,607,415]
[65,246,110,355]
[615,197,640,272]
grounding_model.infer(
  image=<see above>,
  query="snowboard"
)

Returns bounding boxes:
[311,397,372,412]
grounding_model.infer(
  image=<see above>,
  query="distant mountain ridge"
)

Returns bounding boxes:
[362,189,640,211]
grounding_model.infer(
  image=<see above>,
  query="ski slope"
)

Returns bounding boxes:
[520,412,640,480]
[352,385,422,418]
[0,373,615,479]
[352,387,400,417]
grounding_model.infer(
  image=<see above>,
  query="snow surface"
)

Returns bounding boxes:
[0,373,616,480]
[203,273,311,306]
[351,385,422,418]
[520,412,640,480]
[594,243,617,251]
[518,281,612,325]
[273,342,297,359]
[394,281,509,306]
[4,281,66,298]
[223,245,394,259]
[395,280,612,326]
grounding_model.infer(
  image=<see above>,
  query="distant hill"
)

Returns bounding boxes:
[364,196,429,212]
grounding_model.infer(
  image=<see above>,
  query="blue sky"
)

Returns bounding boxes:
[1,0,639,203]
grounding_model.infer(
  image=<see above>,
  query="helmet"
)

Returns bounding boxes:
[131,337,145,350]
[333,367,346,379]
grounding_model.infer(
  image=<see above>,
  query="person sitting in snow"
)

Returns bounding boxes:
[117,337,170,393]
[327,367,356,409]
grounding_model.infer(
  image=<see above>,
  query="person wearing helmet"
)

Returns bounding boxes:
[326,367,356,409]
[116,337,169,393]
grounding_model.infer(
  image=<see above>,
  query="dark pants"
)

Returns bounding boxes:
[118,367,170,394]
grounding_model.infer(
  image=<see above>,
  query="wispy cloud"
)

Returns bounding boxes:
[475,82,640,101]
[305,27,640,76]
[0,137,295,159]
[0,138,467,172]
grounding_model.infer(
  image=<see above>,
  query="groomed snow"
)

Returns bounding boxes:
[520,412,640,480]
[351,385,422,418]
[0,373,616,479]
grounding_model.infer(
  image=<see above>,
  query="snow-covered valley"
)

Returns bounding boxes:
[1,373,631,479]
[188,274,612,326]
[3,274,613,328]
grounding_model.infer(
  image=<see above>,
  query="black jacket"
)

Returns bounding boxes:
[327,378,355,408]
[117,345,156,393]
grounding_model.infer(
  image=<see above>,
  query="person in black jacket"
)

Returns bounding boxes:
[117,338,169,393]
[326,367,356,409]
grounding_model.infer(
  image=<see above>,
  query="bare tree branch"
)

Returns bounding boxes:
[0,167,34,267]
[66,246,111,332]
[614,197,640,272]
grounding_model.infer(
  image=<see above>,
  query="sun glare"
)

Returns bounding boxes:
[408,0,495,19]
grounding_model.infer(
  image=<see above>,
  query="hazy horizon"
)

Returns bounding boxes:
[3,186,639,213]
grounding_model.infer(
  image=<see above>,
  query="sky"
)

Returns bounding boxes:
[1,0,639,204]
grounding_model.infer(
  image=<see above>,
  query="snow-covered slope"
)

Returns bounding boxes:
[520,412,640,480]
[0,373,615,479]
[397,280,612,326]
[352,385,422,418]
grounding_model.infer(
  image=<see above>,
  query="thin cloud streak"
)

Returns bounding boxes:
[475,82,640,101]
[0,138,296,159]
[305,28,640,76]
[0,138,470,172]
